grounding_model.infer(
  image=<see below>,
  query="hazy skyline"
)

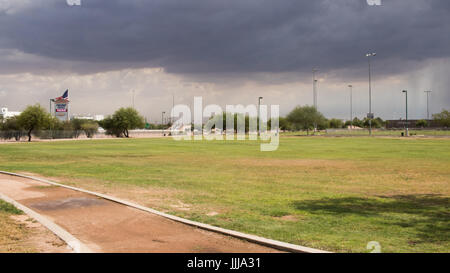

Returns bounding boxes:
[0,0,449,122]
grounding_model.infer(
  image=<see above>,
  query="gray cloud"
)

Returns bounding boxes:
[0,0,449,78]
[0,0,449,121]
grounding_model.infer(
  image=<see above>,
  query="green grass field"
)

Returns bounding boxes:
[282,129,450,137]
[0,137,449,252]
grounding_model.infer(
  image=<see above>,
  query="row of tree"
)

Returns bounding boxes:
[0,104,99,141]
[0,105,151,141]
[283,106,450,133]
[2,104,449,141]
[205,106,450,135]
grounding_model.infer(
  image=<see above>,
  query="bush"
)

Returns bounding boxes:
[328,118,344,129]
[0,117,24,141]
[99,107,145,137]
[287,106,327,135]
[416,119,428,128]
[81,121,99,138]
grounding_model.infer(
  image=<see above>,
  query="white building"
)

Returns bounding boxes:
[1,107,21,119]
[71,114,104,121]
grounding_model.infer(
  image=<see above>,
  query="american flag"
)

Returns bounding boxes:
[55,90,69,101]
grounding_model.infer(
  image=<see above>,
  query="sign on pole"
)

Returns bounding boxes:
[54,99,69,121]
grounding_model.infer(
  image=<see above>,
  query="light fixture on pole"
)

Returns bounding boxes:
[424,90,432,120]
[162,111,166,136]
[402,90,408,137]
[258,97,263,136]
[366,52,376,136]
[348,85,353,130]
[172,93,175,124]
[312,69,318,109]
[312,68,319,132]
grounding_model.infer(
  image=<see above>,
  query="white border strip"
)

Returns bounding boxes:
[0,192,93,253]
[0,171,330,253]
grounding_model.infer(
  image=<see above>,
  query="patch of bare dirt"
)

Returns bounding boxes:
[5,215,70,253]
[275,215,300,222]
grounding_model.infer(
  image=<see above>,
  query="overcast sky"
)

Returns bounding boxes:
[0,0,449,122]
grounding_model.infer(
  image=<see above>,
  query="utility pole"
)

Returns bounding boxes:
[403,90,408,137]
[424,90,432,120]
[312,69,318,109]
[172,93,175,124]
[348,85,353,129]
[258,97,263,136]
[366,52,376,136]
[313,69,318,132]
[162,111,166,136]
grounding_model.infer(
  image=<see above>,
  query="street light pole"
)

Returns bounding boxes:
[162,111,166,136]
[348,85,353,130]
[424,91,431,120]
[402,90,408,137]
[366,52,376,136]
[258,97,263,136]
[172,93,175,124]
[312,68,319,132]
[312,69,318,109]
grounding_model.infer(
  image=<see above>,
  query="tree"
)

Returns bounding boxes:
[416,119,428,128]
[374,117,385,128]
[363,117,383,129]
[328,118,344,129]
[286,106,326,135]
[433,109,450,128]
[352,117,364,128]
[81,121,99,138]
[0,116,23,141]
[207,112,256,133]
[17,104,52,142]
[99,107,145,137]
[278,117,292,131]
[70,118,85,138]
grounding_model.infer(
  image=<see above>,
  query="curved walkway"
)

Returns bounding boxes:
[0,172,328,253]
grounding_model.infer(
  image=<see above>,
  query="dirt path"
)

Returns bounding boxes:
[0,174,280,253]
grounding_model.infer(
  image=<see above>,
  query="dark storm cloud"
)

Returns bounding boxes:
[0,0,449,77]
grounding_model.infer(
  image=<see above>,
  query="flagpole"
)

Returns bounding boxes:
[67,89,69,121]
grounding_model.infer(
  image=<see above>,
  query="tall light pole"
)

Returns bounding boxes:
[258,96,263,136]
[424,90,432,120]
[348,85,353,129]
[366,52,376,136]
[312,69,318,132]
[162,111,166,136]
[172,93,175,124]
[402,90,408,137]
[312,69,318,109]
